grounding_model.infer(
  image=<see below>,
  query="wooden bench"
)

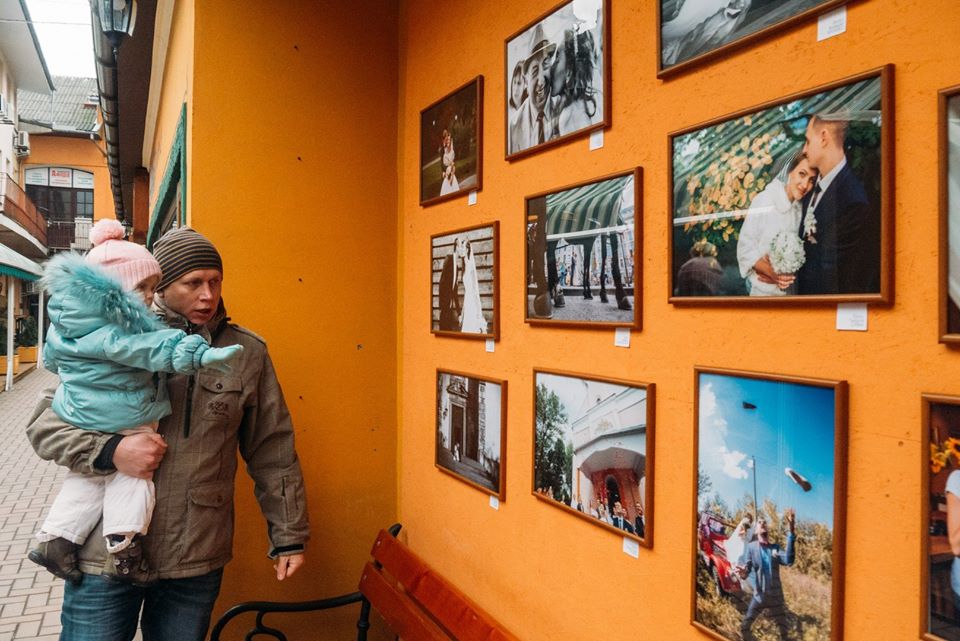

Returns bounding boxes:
[209,524,520,641]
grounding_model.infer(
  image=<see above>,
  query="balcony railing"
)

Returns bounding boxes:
[1,174,47,246]
[47,219,92,252]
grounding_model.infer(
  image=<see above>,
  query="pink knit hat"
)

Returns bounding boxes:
[84,219,162,291]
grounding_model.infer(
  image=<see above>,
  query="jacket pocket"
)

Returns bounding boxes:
[282,474,306,524]
[197,373,243,424]
[180,480,234,566]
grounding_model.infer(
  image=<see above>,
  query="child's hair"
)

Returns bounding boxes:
[85,219,162,291]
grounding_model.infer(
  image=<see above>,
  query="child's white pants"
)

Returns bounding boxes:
[38,425,156,549]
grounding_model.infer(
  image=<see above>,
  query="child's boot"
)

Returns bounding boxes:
[28,537,82,585]
[102,535,155,586]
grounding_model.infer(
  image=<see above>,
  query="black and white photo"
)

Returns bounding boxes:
[659,0,857,76]
[505,0,609,159]
[431,223,499,339]
[436,370,506,500]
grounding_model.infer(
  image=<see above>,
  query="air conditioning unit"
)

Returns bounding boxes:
[14,130,30,157]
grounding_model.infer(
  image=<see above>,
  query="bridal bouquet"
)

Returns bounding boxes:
[768,231,805,274]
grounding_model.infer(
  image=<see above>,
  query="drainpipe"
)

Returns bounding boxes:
[90,3,129,222]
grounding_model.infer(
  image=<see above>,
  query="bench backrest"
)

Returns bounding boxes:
[358,529,520,641]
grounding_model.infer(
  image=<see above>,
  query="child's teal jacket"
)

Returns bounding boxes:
[42,252,211,432]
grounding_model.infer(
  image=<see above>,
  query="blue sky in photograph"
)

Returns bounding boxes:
[698,372,836,527]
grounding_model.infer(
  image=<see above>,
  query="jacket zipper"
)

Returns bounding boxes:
[183,374,195,438]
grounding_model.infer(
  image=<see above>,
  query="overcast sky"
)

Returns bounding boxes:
[26,0,95,78]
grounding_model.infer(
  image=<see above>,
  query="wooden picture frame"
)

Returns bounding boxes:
[669,66,893,304]
[692,367,847,641]
[430,222,500,340]
[939,85,960,342]
[657,0,866,79]
[922,394,960,641]
[420,76,484,207]
[435,369,507,501]
[525,168,641,328]
[532,368,655,547]
[505,0,610,161]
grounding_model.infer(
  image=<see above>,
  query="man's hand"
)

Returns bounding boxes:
[274,553,305,581]
[784,508,796,534]
[113,432,167,479]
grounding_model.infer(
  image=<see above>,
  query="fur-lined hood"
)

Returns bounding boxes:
[42,252,164,338]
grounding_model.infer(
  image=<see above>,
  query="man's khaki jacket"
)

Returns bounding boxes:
[27,302,310,579]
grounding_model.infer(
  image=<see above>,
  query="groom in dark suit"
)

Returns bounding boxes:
[438,237,466,330]
[796,114,879,295]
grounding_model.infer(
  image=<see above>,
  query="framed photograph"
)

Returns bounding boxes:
[435,369,507,500]
[420,76,483,206]
[940,86,960,342]
[692,367,847,641]
[922,395,960,641]
[525,169,640,327]
[669,66,892,304]
[658,0,864,78]
[505,0,610,161]
[430,222,499,340]
[532,369,654,546]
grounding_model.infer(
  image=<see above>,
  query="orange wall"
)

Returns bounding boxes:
[188,1,399,638]
[398,1,960,640]
[147,0,193,211]
[23,134,114,221]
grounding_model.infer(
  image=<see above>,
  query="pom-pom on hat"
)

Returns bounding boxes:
[84,219,162,292]
[152,227,223,291]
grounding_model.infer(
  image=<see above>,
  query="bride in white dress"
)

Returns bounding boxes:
[439,130,459,196]
[459,241,487,333]
[736,148,817,296]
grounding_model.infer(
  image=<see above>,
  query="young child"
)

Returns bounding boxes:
[29,219,243,586]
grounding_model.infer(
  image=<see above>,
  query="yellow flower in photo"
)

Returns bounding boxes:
[740,136,750,151]
[743,172,755,188]
[947,437,960,461]
[743,116,753,126]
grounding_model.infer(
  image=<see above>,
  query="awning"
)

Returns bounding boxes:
[0,245,43,281]
[546,175,633,240]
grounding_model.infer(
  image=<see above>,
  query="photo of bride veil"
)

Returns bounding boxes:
[460,241,487,334]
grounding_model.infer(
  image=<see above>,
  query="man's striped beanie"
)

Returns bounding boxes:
[152,227,223,291]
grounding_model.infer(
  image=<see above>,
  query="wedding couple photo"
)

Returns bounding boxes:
[419,77,482,206]
[670,69,890,302]
[430,223,498,339]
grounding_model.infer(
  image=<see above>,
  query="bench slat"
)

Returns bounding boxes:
[358,561,452,641]
[370,531,520,641]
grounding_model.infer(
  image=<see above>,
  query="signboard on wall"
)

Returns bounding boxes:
[73,171,94,189]
[24,168,48,186]
[49,168,72,188]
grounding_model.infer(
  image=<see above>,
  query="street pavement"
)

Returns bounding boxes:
[0,367,63,641]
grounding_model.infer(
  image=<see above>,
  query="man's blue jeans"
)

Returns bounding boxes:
[60,569,224,641]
